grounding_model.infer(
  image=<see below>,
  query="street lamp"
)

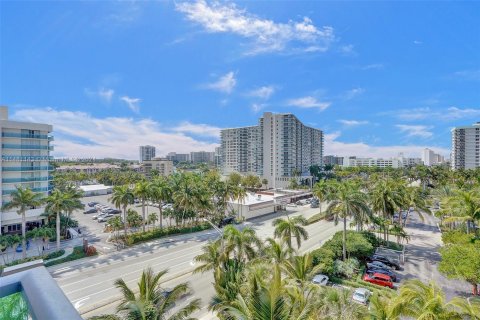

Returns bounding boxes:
[203,218,225,255]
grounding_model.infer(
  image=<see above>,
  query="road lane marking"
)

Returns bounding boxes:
[74,297,90,309]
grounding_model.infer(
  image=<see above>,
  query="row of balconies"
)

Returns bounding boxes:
[2,176,53,183]
[1,155,53,161]
[1,132,54,140]
[2,166,54,171]
[2,186,51,195]
[2,144,53,151]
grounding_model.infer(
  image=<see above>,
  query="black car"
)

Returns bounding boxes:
[88,202,98,207]
[108,209,121,214]
[84,208,97,214]
[368,255,401,270]
[218,217,235,228]
[366,267,397,282]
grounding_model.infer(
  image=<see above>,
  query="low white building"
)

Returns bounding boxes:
[79,184,112,196]
[343,155,422,168]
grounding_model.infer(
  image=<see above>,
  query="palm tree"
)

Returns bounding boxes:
[281,253,321,286]
[134,181,150,232]
[148,178,171,229]
[389,279,454,319]
[326,181,370,260]
[110,185,135,238]
[404,186,431,223]
[272,216,308,250]
[45,189,71,251]
[1,186,45,259]
[447,296,480,320]
[147,212,158,230]
[316,287,368,319]
[193,240,224,274]
[368,293,397,320]
[109,216,123,241]
[313,180,330,214]
[62,186,84,237]
[444,190,480,234]
[263,238,293,265]
[222,225,262,263]
[105,268,200,320]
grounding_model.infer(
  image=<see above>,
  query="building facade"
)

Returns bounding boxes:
[422,148,445,166]
[451,122,480,170]
[190,151,215,164]
[0,106,53,234]
[342,155,422,168]
[220,112,324,188]
[142,158,174,177]
[139,145,156,163]
[323,155,344,166]
[166,152,190,163]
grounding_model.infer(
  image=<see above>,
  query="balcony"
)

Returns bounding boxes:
[2,166,54,172]
[1,155,53,161]
[2,144,53,151]
[2,176,53,183]
[1,132,54,140]
[2,187,51,195]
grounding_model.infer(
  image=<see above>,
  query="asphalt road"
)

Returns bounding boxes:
[51,204,343,319]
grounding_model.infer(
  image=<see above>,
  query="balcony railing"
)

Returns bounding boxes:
[1,155,53,161]
[2,187,51,195]
[2,176,53,183]
[2,166,54,171]
[1,144,53,151]
[1,132,53,140]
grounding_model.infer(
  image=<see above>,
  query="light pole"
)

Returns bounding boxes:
[203,218,225,256]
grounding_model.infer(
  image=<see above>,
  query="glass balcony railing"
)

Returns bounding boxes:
[2,187,50,195]
[1,132,53,140]
[1,155,53,161]
[2,166,54,171]
[1,144,53,151]
[2,176,53,183]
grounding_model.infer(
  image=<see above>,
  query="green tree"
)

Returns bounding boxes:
[447,296,480,320]
[147,212,158,229]
[148,178,171,229]
[46,189,79,251]
[110,185,135,238]
[272,216,308,250]
[134,181,150,232]
[281,253,321,286]
[439,243,480,295]
[326,181,370,260]
[222,225,262,263]
[313,180,330,214]
[1,186,45,259]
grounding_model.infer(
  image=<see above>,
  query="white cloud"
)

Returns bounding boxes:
[324,131,449,158]
[340,44,355,55]
[452,69,480,81]
[392,106,480,121]
[120,96,141,113]
[173,121,221,138]
[251,103,267,113]
[396,124,433,139]
[338,119,369,126]
[413,40,422,45]
[11,107,219,159]
[85,87,115,103]
[286,96,331,111]
[176,0,335,55]
[361,63,384,70]
[343,87,365,100]
[248,85,275,100]
[204,72,236,94]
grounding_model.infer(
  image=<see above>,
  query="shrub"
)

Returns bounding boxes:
[311,247,335,275]
[86,246,97,256]
[3,250,65,268]
[127,224,212,245]
[322,231,374,260]
[307,212,327,225]
[441,230,475,245]
[44,246,96,267]
[333,258,360,279]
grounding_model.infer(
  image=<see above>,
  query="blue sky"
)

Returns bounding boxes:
[1,0,479,160]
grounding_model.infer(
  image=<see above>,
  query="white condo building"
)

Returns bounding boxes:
[343,155,422,168]
[220,112,324,188]
[139,145,156,163]
[422,148,445,166]
[451,122,480,170]
[0,106,53,234]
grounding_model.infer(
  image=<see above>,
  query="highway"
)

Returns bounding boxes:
[50,205,343,319]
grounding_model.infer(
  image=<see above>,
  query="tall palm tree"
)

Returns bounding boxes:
[263,238,293,265]
[222,225,262,263]
[447,296,480,320]
[63,185,84,237]
[368,293,397,320]
[272,216,308,250]
[99,268,201,320]
[134,181,150,232]
[281,253,321,286]
[404,186,431,223]
[193,240,224,274]
[148,178,171,229]
[444,190,480,234]
[389,279,454,319]
[312,180,330,214]
[1,186,45,258]
[326,181,370,260]
[45,189,77,251]
[316,287,368,319]
[110,186,135,238]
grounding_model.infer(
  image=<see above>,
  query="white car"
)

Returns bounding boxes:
[312,274,329,286]
[352,288,371,304]
[162,204,173,210]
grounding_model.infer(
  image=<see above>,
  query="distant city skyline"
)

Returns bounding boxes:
[1,1,479,159]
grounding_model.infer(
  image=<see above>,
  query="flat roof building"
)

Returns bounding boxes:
[142,157,174,177]
[451,122,480,170]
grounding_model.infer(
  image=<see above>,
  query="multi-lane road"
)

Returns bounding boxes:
[49,205,342,319]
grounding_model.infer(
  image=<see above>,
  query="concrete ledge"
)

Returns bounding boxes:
[1,259,44,276]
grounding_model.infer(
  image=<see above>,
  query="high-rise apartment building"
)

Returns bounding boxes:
[220,112,323,188]
[422,148,445,166]
[0,106,53,234]
[451,122,480,170]
[139,145,156,162]
[323,155,344,166]
[166,152,190,163]
[190,151,215,164]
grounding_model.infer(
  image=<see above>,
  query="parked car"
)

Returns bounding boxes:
[93,213,107,220]
[162,203,173,210]
[310,201,319,208]
[367,261,392,271]
[16,240,30,252]
[98,214,114,222]
[402,212,408,219]
[366,267,397,282]
[108,209,121,214]
[84,208,97,214]
[363,273,394,289]
[311,274,329,286]
[88,202,98,207]
[101,207,113,213]
[218,217,235,228]
[368,255,400,270]
[352,288,371,304]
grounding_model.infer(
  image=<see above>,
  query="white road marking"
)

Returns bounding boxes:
[74,297,90,309]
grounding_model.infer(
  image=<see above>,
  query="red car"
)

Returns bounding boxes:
[363,272,394,288]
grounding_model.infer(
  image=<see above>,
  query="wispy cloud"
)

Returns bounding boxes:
[360,63,384,70]
[343,87,365,100]
[120,96,141,113]
[204,72,236,94]
[340,44,355,55]
[11,107,219,159]
[248,85,275,100]
[173,121,221,138]
[413,40,422,45]
[176,0,335,55]
[324,131,448,158]
[286,96,331,111]
[451,69,480,81]
[85,87,115,104]
[396,124,433,138]
[391,106,480,121]
[338,119,369,126]
[251,103,267,113]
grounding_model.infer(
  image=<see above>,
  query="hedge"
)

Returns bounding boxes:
[306,212,327,225]
[126,224,212,245]
[2,249,65,268]
[44,246,96,267]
